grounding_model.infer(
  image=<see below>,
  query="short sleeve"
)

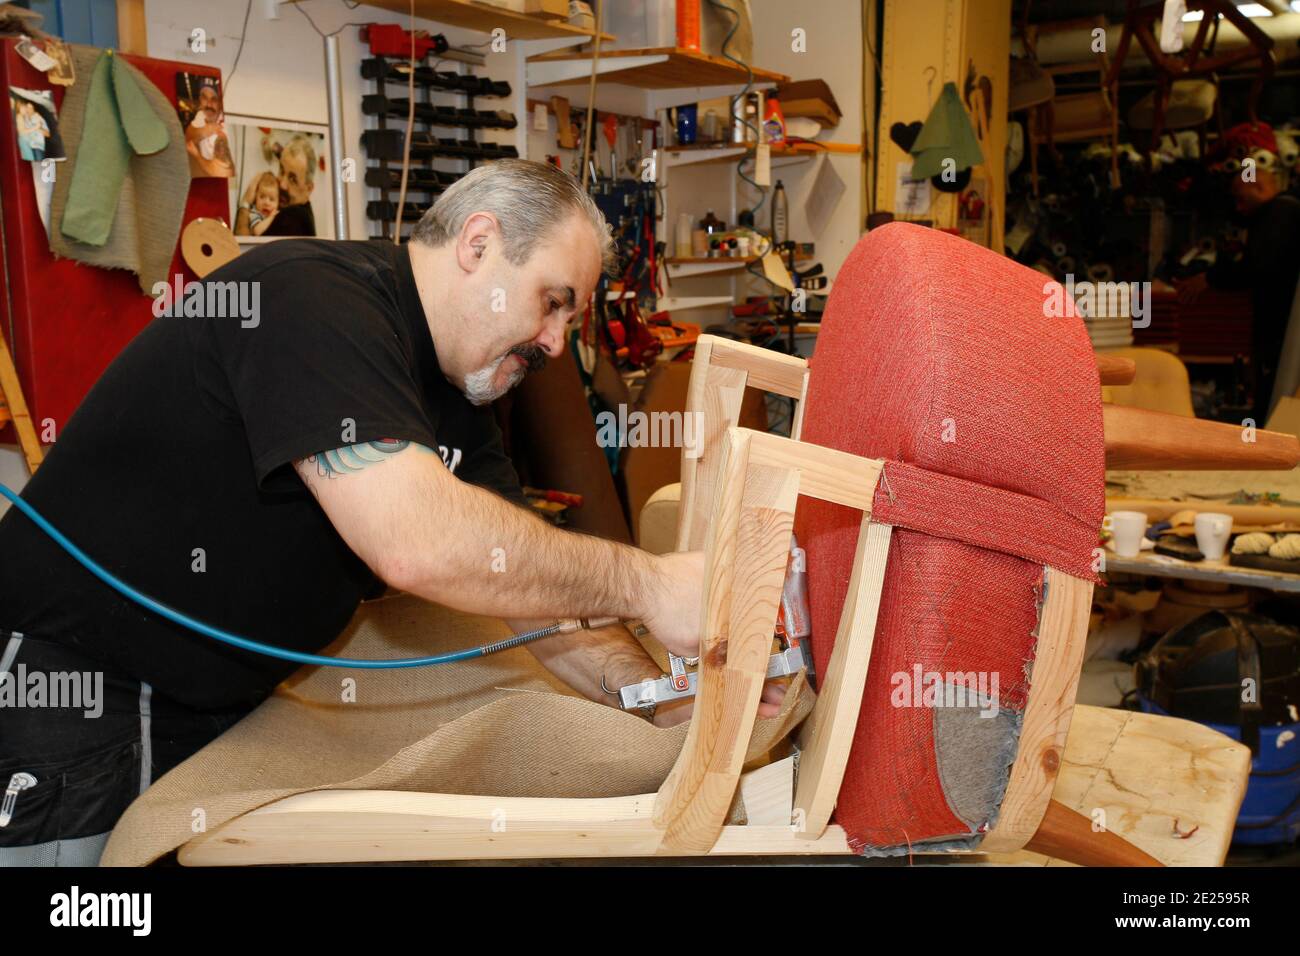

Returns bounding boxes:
[205,261,441,491]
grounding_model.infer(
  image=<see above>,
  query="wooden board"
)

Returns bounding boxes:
[980,706,1250,867]
[526,47,789,89]
[340,0,612,40]
[1105,549,1300,594]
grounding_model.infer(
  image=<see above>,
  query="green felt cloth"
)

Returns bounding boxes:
[910,81,984,181]
[61,50,170,247]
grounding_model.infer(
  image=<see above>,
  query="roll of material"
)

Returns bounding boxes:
[180,217,241,278]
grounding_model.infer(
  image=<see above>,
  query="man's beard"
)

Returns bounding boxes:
[462,343,547,405]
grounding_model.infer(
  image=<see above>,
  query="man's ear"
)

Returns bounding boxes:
[456,211,497,272]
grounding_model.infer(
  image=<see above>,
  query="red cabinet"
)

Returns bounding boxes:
[0,38,229,440]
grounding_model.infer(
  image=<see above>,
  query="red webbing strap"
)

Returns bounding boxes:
[869,460,1101,584]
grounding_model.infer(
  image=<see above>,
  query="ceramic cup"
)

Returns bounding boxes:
[1104,511,1148,558]
[1194,512,1233,561]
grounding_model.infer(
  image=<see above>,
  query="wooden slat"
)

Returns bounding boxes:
[747,430,883,512]
[794,518,891,839]
[676,360,747,552]
[526,47,790,88]
[115,0,148,55]
[738,755,795,827]
[653,430,799,853]
[979,569,1093,853]
[707,337,808,398]
[790,366,811,442]
[0,324,43,474]
[1104,404,1300,470]
[179,788,853,865]
[335,0,612,40]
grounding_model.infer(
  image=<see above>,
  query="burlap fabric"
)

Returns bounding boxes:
[48,44,191,294]
[102,593,813,866]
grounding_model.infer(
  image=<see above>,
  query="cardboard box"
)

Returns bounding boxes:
[777,79,841,128]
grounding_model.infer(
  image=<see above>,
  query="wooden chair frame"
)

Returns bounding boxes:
[182,335,1153,866]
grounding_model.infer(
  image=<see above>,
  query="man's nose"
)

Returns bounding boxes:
[536,319,566,358]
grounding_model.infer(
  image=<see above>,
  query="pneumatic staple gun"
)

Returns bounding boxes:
[619,537,814,713]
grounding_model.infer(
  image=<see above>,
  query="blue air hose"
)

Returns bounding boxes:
[0,481,564,669]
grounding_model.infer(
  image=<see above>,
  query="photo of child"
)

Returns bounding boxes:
[245,171,281,236]
[9,86,65,163]
[226,116,333,240]
[176,72,234,178]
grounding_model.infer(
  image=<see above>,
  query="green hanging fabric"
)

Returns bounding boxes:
[61,50,171,247]
[909,81,984,181]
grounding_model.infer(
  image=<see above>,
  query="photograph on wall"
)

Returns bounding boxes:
[225,116,332,240]
[176,72,234,178]
[9,86,65,162]
[43,37,75,86]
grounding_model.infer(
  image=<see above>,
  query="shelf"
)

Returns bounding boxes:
[345,0,614,41]
[527,47,789,89]
[663,142,861,168]
[655,296,735,311]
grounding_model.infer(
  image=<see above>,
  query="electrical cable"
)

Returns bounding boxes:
[0,482,571,670]
[705,0,765,217]
[293,1,369,38]
[223,0,255,96]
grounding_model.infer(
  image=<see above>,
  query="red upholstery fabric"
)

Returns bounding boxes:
[794,223,1104,853]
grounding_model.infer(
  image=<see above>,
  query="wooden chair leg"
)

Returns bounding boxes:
[1026,799,1164,866]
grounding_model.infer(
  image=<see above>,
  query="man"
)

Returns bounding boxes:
[1177,126,1300,422]
[235,135,316,237]
[183,81,233,179]
[0,160,784,865]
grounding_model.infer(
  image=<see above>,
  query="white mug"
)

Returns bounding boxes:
[1194,512,1233,561]
[1104,511,1148,558]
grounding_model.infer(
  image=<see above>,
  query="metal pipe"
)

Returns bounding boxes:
[324,34,350,240]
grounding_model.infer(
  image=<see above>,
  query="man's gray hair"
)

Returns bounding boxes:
[412,159,615,273]
[282,135,317,184]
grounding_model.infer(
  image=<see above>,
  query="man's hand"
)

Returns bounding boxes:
[1176,272,1209,304]
[639,550,705,659]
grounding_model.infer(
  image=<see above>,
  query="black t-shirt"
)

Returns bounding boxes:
[0,240,526,710]
[262,202,316,237]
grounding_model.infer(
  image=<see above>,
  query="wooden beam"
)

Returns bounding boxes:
[115,0,148,56]
[1104,404,1300,470]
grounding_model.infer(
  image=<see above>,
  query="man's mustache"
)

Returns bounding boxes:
[507,343,547,373]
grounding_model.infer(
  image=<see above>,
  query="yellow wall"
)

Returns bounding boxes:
[874,0,1009,248]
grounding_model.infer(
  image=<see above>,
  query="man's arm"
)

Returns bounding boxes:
[293,440,703,659]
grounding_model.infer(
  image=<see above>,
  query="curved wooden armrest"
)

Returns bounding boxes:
[1104,404,1300,470]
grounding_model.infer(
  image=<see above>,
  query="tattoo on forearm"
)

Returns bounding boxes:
[309,438,412,478]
